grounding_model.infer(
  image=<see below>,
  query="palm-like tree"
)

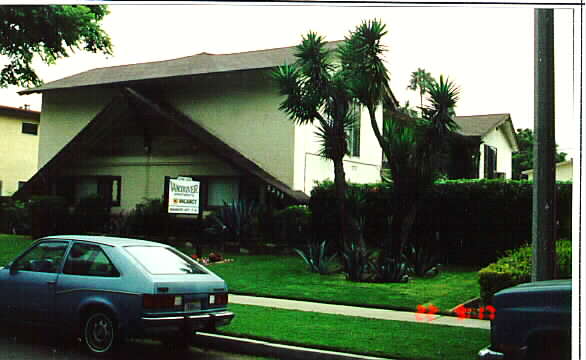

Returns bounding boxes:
[273,32,357,249]
[407,68,436,111]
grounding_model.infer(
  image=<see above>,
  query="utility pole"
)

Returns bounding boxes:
[532,8,556,281]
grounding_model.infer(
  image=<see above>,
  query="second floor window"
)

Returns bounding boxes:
[346,104,361,157]
[22,122,38,135]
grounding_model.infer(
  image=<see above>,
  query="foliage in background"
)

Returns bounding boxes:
[293,239,337,274]
[512,128,568,179]
[478,239,572,304]
[0,198,30,234]
[407,67,436,111]
[28,195,69,238]
[273,205,312,246]
[71,194,111,234]
[0,5,112,88]
[310,180,572,266]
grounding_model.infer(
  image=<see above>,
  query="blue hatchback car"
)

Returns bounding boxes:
[0,235,234,354]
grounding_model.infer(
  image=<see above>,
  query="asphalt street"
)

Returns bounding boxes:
[0,330,273,360]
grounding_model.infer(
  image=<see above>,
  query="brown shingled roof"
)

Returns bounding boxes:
[20,41,343,95]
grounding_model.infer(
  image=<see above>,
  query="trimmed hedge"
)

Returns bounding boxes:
[310,179,572,266]
[478,239,572,304]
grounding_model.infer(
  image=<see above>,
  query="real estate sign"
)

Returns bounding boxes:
[168,177,200,214]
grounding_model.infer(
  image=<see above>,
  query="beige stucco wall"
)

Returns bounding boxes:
[0,112,40,195]
[38,88,119,168]
[163,70,296,189]
[478,126,515,179]
[58,131,242,212]
[524,160,573,182]
[293,105,383,193]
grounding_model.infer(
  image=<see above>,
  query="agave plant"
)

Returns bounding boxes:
[340,238,373,282]
[372,256,409,283]
[211,200,258,247]
[404,243,439,277]
[294,240,337,275]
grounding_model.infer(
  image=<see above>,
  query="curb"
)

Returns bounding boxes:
[194,332,396,360]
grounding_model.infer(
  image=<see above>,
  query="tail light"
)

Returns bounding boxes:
[143,294,182,309]
[209,293,228,306]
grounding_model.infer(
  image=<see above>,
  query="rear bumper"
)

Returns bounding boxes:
[141,311,234,336]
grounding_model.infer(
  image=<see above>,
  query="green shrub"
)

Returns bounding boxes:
[71,194,111,234]
[274,205,312,246]
[310,179,572,266]
[28,196,69,238]
[0,198,30,234]
[478,239,572,304]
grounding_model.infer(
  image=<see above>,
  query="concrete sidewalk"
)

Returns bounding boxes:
[230,294,490,330]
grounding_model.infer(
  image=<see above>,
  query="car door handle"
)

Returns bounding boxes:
[47,281,56,285]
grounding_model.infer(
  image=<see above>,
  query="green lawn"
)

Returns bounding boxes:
[0,234,33,266]
[223,304,489,360]
[209,253,480,312]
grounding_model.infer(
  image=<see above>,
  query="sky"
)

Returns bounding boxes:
[0,2,581,157]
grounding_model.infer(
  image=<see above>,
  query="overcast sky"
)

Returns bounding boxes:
[0,3,580,156]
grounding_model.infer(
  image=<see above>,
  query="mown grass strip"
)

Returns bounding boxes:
[0,234,32,266]
[210,254,480,311]
[221,304,489,360]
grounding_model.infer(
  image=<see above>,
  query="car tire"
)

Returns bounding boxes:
[82,311,117,355]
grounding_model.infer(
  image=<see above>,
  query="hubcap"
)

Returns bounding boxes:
[85,313,114,353]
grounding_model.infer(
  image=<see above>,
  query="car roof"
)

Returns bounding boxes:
[40,235,168,247]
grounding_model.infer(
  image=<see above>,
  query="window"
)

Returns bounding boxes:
[208,178,239,207]
[125,246,207,275]
[22,122,38,135]
[484,145,497,179]
[63,243,119,277]
[54,176,121,207]
[346,104,361,157]
[13,241,69,273]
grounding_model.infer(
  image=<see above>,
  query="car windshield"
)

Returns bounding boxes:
[124,246,207,275]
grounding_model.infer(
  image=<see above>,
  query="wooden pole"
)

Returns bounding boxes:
[532,8,557,281]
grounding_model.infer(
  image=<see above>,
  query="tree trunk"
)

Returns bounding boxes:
[333,156,347,251]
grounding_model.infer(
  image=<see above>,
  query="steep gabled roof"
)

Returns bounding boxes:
[20,42,343,95]
[13,88,309,204]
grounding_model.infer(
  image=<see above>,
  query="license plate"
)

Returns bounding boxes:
[184,301,201,312]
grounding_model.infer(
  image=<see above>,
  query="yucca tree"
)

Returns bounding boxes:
[340,19,461,262]
[273,32,357,249]
[384,75,461,258]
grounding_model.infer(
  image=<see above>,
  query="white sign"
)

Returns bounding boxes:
[168,178,200,214]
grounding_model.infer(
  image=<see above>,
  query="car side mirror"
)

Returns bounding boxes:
[8,262,18,275]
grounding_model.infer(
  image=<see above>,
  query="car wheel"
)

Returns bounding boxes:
[82,311,117,354]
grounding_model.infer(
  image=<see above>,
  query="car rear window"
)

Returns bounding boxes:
[124,246,207,275]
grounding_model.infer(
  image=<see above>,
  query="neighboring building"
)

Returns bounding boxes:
[15,43,384,212]
[453,113,519,179]
[522,158,573,182]
[0,105,40,196]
